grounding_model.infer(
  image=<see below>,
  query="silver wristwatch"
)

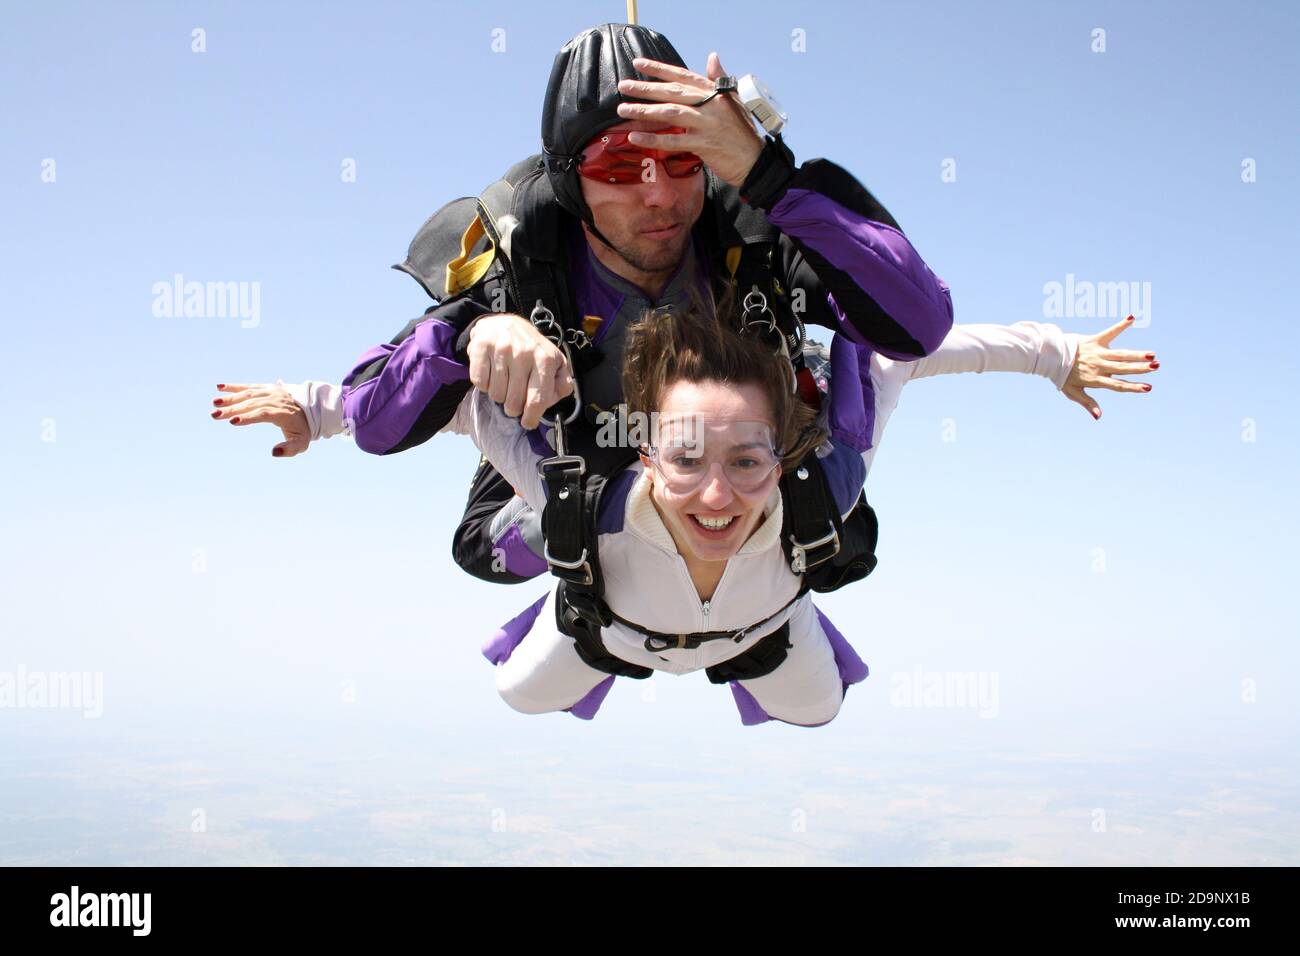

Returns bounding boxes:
[708,73,788,135]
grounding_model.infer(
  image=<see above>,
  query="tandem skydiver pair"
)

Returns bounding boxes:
[210,23,1158,725]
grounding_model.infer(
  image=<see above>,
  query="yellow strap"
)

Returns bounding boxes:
[446,216,497,297]
[725,245,742,279]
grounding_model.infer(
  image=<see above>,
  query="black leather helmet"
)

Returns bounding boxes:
[541,22,689,246]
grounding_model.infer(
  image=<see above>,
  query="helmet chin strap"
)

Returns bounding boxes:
[581,215,619,253]
[556,181,617,253]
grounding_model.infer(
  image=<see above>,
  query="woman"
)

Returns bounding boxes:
[210,310,1158,725]
[453,296,872,728]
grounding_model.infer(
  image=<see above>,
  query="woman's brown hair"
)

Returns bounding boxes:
[621,279,825,472]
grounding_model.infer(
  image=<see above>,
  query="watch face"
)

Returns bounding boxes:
[759,79,787,123]
[739,74,788,133]
[766,93,787,125]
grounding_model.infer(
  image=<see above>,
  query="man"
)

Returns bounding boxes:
[212,22,954,582]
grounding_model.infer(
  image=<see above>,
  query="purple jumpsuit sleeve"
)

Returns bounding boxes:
[340,293,492,455]
[742,143,954,361]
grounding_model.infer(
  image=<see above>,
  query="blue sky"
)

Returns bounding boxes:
[1,0,1297,864]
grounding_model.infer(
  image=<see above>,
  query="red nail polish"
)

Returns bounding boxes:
[272,448,283,457]
[1150,362,1159,369]
[216,383,225,389]
[1126,315,1135,322]
[231,416,241,424]
[1145,354,1155,360]
[211,410,220,419]
[1142,384,1152,392]
[213,398,222,406]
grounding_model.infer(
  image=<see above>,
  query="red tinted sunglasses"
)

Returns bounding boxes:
[577,126,704,184]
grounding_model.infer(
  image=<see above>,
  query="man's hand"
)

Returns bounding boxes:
[466,314,575,429]
[1062,315,1158,420]
[615,52,766,189]
[211,383,312,457]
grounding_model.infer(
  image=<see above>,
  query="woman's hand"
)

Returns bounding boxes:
[210,383,312,457]
[1062,315,1158,420]
[615,53,766,189]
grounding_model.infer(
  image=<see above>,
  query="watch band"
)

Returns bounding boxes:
[739,132,798,212]
[692,74,736,108]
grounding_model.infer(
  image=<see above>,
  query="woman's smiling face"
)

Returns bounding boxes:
[642,379,782,564]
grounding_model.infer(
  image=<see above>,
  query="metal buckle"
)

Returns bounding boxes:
[789,524,841,574]
[536,454,586,481]
[543,542,593,586]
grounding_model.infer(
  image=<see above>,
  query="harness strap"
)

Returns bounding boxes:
[780,453,843,575]
[556,581,652,679]
[605,584,809,653]
[538,455,592,586]
[729,241,805,367]
[703,621,794,685]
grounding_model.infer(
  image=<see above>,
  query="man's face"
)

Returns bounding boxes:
[578,120,706,275]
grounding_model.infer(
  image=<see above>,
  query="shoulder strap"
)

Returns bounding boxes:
[707,174,806,364]
[479,158,581,339]
[779,452,844,576]
[539,447,651,679]
[780,452,881,593]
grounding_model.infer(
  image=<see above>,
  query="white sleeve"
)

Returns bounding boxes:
[439,389,549,514]
[894,322,1081,390]
[278,380,349,440]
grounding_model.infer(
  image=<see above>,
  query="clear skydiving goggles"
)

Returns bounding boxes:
[642,415,783,495]
[576,126,704,184]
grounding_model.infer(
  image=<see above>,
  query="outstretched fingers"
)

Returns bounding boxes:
[1094,376,1152,393]
[1097,359,1157,376]
[212,384,268,409]
[1105,348,1155,362]
[226,405,281,426]
[211,397,258,421]
[272,435,311,459]
[1062,384,1102,420]
[1096,314,1136,346]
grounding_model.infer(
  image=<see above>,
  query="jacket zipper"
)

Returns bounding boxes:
[672,555,727,634]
